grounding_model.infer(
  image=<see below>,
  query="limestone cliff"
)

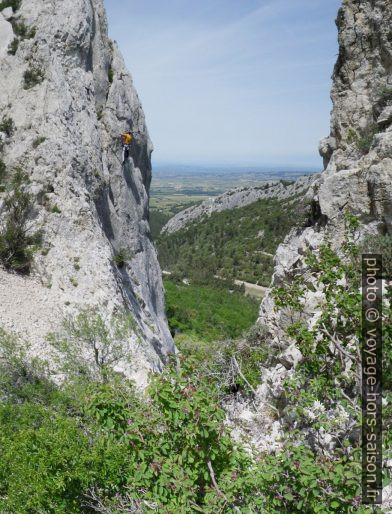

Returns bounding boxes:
[261,0,392,349]
[0,0,174,381]
[228,0,392,505]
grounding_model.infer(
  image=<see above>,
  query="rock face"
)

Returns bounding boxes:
[316,0,392,232]
[231,0,392,505]
[162,174,318,235]
[259,0,392,373]
[0,0,174,381]
[264,0,392,324]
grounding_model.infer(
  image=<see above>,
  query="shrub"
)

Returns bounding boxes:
[49,308,137,379]
[253,443,364,513]
[32,136,46,148]
[346,124,378,154]
[271,213,391,454]
[7,18,35,56]
[0,158,7,186]
[381,85,392,104]
[7,37,19,55]
[0,346,259,513]
[0,298,387,513]
[0,0,21,10]
[0,116,15,137]
[23,65,44,89]
[108,65,114,83]
[0,328,54,403]
[0,404,93,514]
[77,358,263,513]
[50,204,61,214]
[357,128,377,153]
[10,19,36,39]
[112,247,131,268]
[0,169,42,273]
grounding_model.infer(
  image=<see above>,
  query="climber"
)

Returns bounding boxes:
[121,131,132,163]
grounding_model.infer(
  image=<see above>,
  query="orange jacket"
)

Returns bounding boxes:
[121,132,132,145]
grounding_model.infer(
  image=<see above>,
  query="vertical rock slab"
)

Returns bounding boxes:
[0,0,174,381]
[230,6,392,505]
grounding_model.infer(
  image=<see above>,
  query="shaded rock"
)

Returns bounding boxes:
[0,0,174,383]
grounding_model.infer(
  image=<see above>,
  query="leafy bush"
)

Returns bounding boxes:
[7,18,35,56]
[0,286,387,514]
[10,19,36,39]
[23,65,44,89]
[254,444,365,513]
[0,327,54,403]
[112,247,132,268]
[0,404,94,514]
[49,308,137,379]
[271,212,391,508]
[0,345,378,513]
[83,359,263,512]
[0,169,42,273]
[0,115,15,137]
[273,212,362,391]
[0,352,255,512]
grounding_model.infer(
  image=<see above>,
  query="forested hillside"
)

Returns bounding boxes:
[157,194,310,286]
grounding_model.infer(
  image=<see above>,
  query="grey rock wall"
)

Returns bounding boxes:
[259,0,392,361]
[230,3,392,506]
[0,0,174,382]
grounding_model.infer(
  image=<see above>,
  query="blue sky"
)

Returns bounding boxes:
[104,0,342,169]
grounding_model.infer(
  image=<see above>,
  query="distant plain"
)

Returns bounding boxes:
[150,165,318,218]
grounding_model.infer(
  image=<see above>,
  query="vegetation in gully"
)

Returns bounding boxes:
[164,278,259,342]
[156,196,309,288]
[0,215,389,512]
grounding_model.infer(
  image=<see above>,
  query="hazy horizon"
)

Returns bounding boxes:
[151,161,321,174]
[151,160,322,171]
